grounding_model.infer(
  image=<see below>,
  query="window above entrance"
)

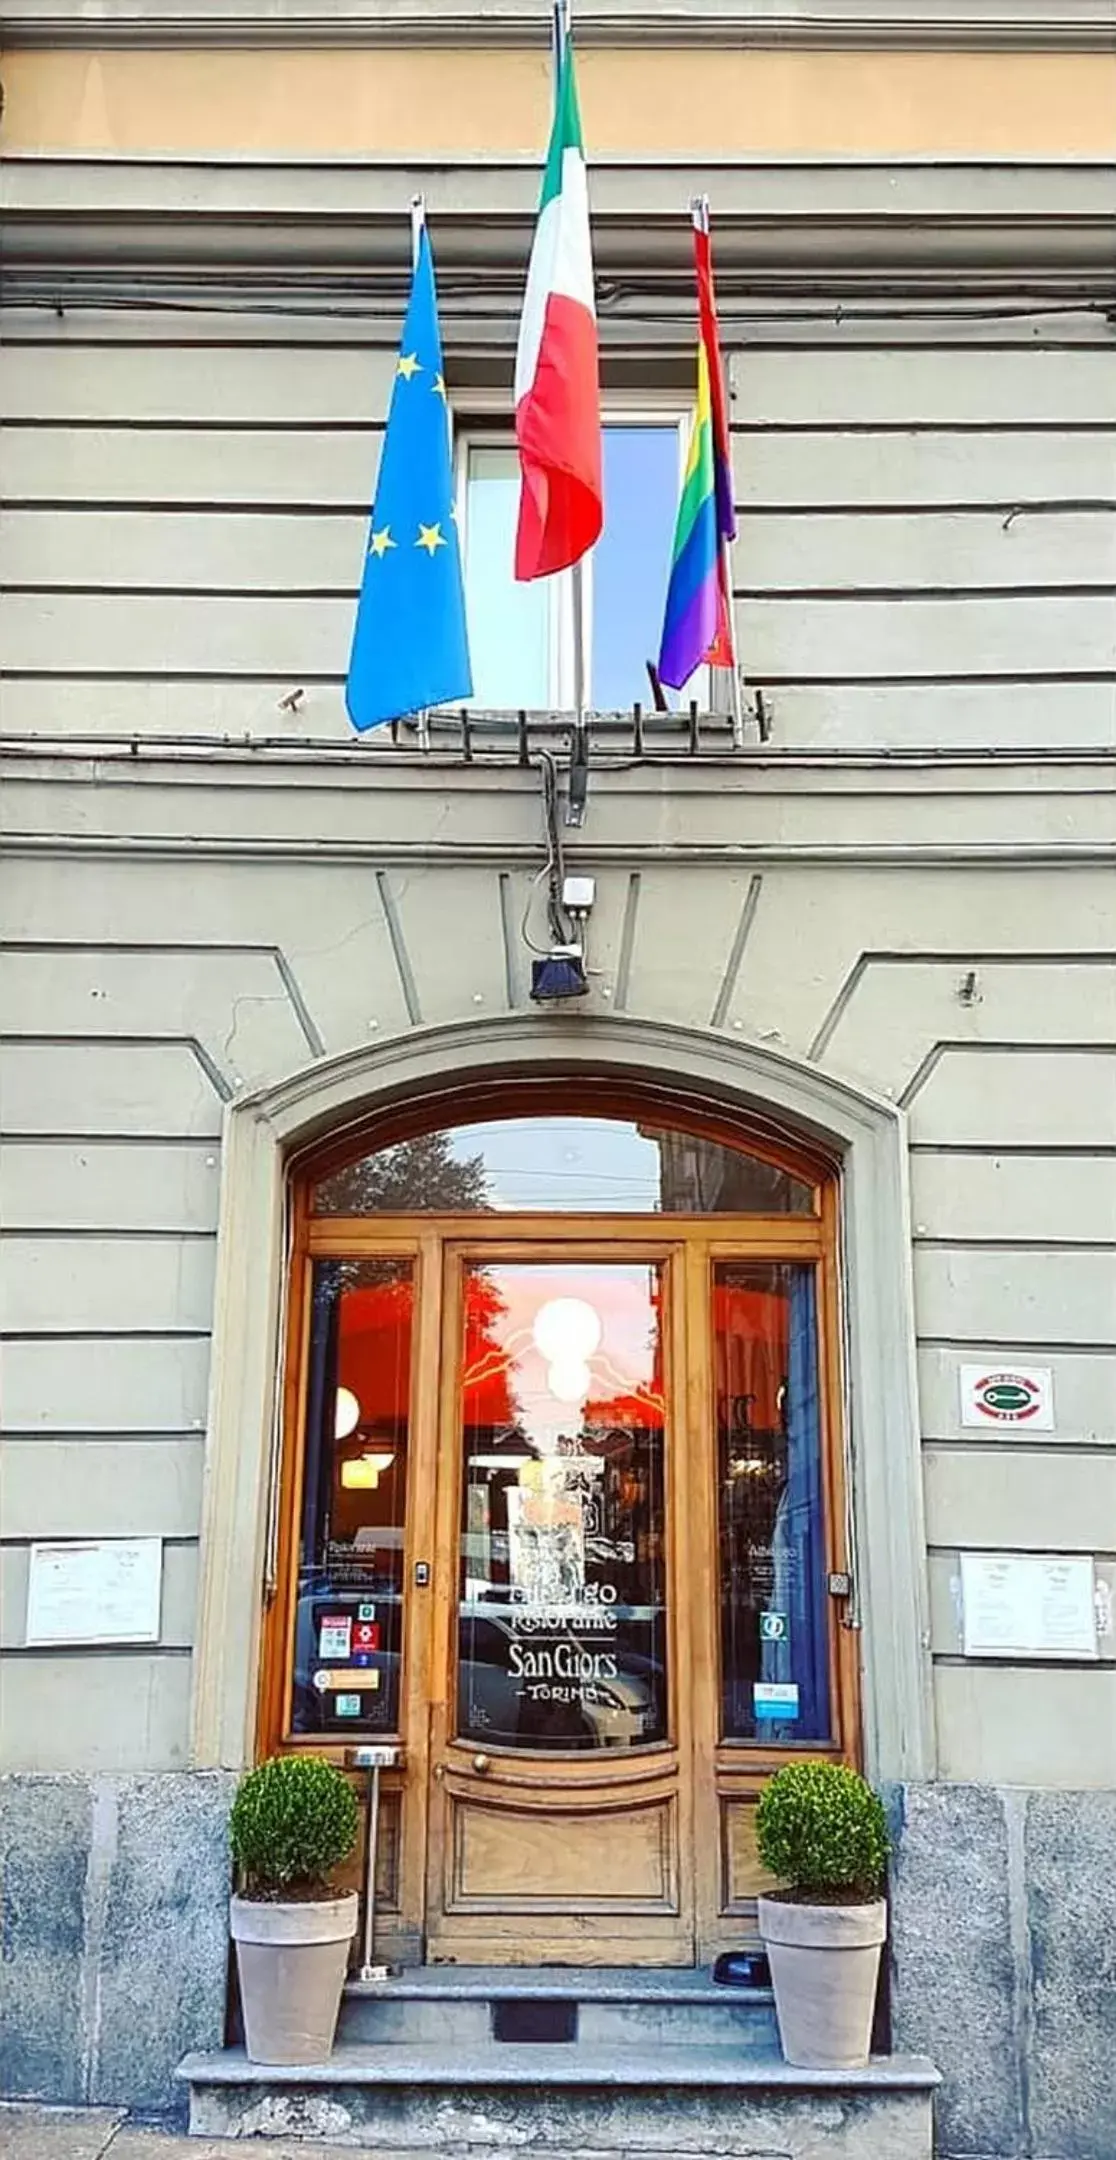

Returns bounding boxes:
[460,422,710,714]
[311,1111,816,1218]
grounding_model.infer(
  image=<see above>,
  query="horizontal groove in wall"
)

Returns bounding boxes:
[8,581,1116,605]
[1,1532,199,1545]
[0,1432,204,1444]
[729,421,1116,437]
[7,497,1116,520]
[928,1540,1116,1560]
[0,1132,221,1147]
[734,585,1116,604]
[4,337,1114,356]
[921,1440,1116,1459]
[932,1654,1114,1671]
[1,1328,212,1343]
[7,668,1116,688]
[0,417,388,435]
[0,1643,194,1660]
[911,1143,1116,1158]
[918,1337,1116,1356]
[913,1236,1116,1253]
[3,1226,218,1242]
[7,417,1116,437]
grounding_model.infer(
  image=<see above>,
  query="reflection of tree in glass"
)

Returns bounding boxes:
[315,1132,491,1215]
[463,1266,520,1432]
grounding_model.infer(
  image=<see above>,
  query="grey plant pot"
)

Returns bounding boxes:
[757,1894,887,2069]
[230,1892,359,2065]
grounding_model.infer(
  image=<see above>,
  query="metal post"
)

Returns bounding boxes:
[359,1759,384,1981]
[571,556,586,728]
[347,1744,400,1985]
[725,556,745,753]
[568,560,588,826]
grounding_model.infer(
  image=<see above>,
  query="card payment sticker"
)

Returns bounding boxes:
[319,1614,352,1659]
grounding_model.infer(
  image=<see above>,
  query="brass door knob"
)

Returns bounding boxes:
[472,1753,491,1774]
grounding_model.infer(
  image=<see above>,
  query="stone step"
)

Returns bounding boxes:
[338,1963,778,2049]
[178,2043,940,2159]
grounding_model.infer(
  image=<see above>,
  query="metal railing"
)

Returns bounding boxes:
[382,696,770,763]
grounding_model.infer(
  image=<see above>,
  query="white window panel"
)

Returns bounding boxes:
[455,417,714,715]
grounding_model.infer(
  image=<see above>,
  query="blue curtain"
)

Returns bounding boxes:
[760,1267,829,1741]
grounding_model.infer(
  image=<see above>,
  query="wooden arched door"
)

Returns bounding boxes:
[259,1084,859,1966]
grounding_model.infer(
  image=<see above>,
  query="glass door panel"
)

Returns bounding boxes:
[714,1261,831,1745]
[290,1256,413,1736]
[456,1261,669,1752]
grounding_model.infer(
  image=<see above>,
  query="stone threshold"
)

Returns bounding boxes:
[343,1964,774,2005]
[179,2043,940,2091]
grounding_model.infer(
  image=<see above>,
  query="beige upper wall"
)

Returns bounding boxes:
[3,45,1116,156]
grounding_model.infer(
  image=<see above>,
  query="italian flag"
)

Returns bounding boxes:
[514,34,602,581]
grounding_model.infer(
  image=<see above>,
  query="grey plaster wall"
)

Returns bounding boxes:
[0,1773,234,2115]
[888,1782,1116,2160]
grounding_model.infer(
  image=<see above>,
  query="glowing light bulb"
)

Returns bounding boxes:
[334,1386,361,1440]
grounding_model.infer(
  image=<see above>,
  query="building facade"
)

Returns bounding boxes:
[1,4,1115,2157]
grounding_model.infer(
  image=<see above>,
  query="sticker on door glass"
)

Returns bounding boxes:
[754,1681,800,1719]
[353,1620,381,1653]
[759,1611,788,1642]
[334,1694,362,1718]
[319,1614,352,1659]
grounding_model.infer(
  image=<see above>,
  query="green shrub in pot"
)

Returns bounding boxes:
[755,1761,890,2070]
[231,1752,360,1899]
[755,1759,889,1903]
[229,1755,361,2064]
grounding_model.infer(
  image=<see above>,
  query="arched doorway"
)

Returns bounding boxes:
[257,1076,861,1967]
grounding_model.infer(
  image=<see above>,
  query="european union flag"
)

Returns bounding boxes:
[345,221,472,731]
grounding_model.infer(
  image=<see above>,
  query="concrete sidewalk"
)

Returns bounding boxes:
[0,2106,397,2160]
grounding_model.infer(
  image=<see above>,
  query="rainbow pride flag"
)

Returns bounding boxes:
[657,200,736,692]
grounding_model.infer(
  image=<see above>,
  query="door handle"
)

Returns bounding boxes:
[432,1755,489,1781]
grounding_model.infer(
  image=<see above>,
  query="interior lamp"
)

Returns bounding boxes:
[341,1450,396,1490]
[334,1386,361,1440]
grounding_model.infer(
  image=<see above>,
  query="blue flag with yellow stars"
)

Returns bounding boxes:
[345,221,472,730]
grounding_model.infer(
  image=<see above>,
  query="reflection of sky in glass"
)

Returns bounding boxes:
[593,427,680,712]
[462,427,689,713]
[464,446,549,707]
[448,1117,661,1212]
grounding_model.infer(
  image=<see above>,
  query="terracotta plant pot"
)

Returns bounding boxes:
[757,1894,886,2069]
[230,1892,358,2065]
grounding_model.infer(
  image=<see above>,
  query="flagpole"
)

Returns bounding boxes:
[550,0,587,739]
[692,193,745,750]
[408,194,434,753]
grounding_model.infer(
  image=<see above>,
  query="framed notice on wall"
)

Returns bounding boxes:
[26,1538,163,1646]
[960,1551,1097,1661]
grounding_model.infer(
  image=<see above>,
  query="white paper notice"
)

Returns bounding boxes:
[26,1538,163,1646]
[960,1552,1097,1660]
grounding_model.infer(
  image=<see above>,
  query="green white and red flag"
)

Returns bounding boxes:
[514,22,602,581]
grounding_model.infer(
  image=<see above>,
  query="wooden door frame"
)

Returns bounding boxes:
[257,1174,858,1964]
[422,1236,696,1965]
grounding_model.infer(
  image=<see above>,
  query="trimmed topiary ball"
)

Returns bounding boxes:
[230,1754,360,1899]
[755,1760,889,1903]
